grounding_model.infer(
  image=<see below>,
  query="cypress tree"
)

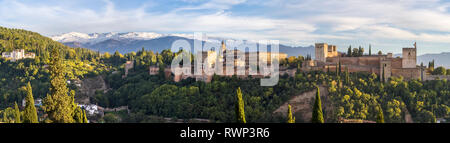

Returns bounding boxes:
[42,48,75,123]
[382,66,385,82]
[23,82,38,123]
[14,102,20,123]
[347,46,352,57]
[2,111,7,123]
[345,67,350,85]
[338,61,342,75]
[73,106,84,123]
[83,109,89,123]
[312,86,324,123]
[236,87,246,123]
[287,104,295,123]
[376,106,385,123]
[335,63,339,76]
[369,44,372,56]
[358,46,363,56]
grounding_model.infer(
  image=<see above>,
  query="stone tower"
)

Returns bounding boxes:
[315,43,328,63]
[221,40,227,52]
[380,60,392,81]
[402,43,417,68]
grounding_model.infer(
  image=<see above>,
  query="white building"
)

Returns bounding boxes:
[1,49,35,61]
[78,104,100,115]
[22,98,42,107]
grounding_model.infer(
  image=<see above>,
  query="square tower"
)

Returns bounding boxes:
[380,60,392,81]
[315,43,328,63]
[327,45,338,57]
[402,48,416,68]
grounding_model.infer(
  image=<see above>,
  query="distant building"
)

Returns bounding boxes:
[303,42,426,80]
[437,118,447,123]
[148,41,288,83]
[78,104,101,115]
[1,49,35,61]
[122,61,134,78]
[22,98,42,107]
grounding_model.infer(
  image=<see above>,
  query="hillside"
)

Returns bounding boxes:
[0,26,109,108]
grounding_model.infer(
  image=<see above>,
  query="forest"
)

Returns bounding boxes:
[0,26,448,123]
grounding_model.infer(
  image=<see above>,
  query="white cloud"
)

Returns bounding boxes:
[0,0,450,54]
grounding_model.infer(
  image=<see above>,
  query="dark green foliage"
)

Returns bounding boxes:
[345,67,350,85]
[83,109,89,123]
[236,87,246,123]
[432,67,446,75]
[42,48,75,123]
[14,102,20,123]
[338,62,342,75]
[312,86,324,123]
[287,104,295,123]
[347,46,352,57]
[23,82,38,123]
[376,106,384,123]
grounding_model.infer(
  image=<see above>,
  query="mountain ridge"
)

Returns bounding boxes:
[51,32,316,57]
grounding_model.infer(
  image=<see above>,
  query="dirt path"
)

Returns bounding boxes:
[273,85,329,122]
[404,108,414,123]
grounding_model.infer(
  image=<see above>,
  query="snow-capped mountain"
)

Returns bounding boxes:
[51,32,315,57]
[51,32,195,45]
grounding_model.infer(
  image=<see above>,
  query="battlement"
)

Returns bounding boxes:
[315,43,338,63]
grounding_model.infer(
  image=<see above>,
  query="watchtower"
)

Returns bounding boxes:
[402,42,417,68]
[315,43,328,63]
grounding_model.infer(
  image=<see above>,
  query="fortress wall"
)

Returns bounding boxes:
[357,57,381,67]
[327,56,382,67]
[424,75,450,81]
[345,65,378,74]
[391,58,403,68]
[391,68,421,80]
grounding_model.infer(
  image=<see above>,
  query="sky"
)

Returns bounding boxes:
[1,0,450,55]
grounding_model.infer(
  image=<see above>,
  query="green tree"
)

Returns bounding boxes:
[42,48,75,123]
[73,106,84,123]
[2,111,7,123]
[347,46,352,57]
[335,62,339,76]
[287,104,295,123]
[433,67,446,75]
[358,46,364,56]
[14,102,21,123]
[345,67,350,85]
[23,82,38,123]
[338,61,342,75]
[103,52,111,59]
[83,109,89,123]
[376,106,384,123]
[312,86,324,123]
[236,87,246,123]
[369,44,372,56]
